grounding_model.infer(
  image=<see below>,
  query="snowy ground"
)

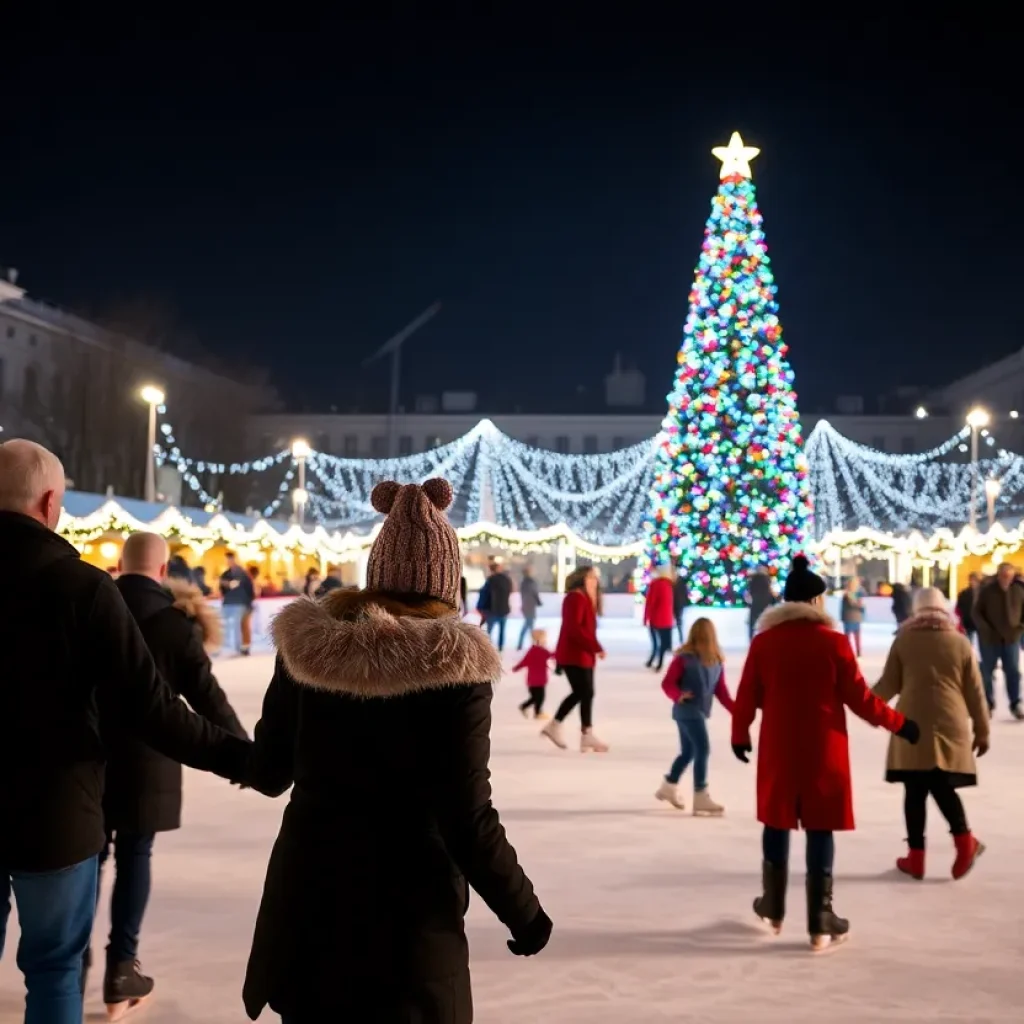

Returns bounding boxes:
[2,620,1023,1022]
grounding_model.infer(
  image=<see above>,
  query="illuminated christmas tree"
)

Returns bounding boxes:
[641,132,812,605]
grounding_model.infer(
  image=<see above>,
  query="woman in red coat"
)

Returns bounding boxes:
[644,567,676,671]
[542,566,608,753]
[732,555,920,951]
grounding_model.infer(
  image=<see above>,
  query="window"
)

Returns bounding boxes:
[370,435,387,458]
[555,435,570,453]
[398,435,413,455]
[612,435,627,450]
[4,325,14,339]
[343,435,358,456]
[870,435,886,452]
[583,434,598,454]
[317,432,330,454]
[426,436,443,450]
[28,333,37,348]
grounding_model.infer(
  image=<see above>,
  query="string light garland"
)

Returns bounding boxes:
[638,133,812,605]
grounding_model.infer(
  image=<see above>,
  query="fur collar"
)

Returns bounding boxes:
[165,578,222,651]
[901,608,955,632]
[271,588,501,697]
[755,601,835,634]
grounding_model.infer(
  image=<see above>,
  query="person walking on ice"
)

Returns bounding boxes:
[514,629,555,719]
[655,617,734,815]
[732,555,920,951]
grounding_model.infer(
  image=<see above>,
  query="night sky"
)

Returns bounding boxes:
[1,12,1017,414]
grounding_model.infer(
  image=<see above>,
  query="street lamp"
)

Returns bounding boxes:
[985,477,1002,529]
[966,407,990,529]
[291,438,311,525]
[139,385,166,503]
[915,405,928,419]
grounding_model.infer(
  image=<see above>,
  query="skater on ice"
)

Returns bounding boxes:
[872,586,989,880]
[643,565,676,671]
[242,478,550,1022]
[732,554,921,951]
[514,628,555,719]
[655,617,734,815]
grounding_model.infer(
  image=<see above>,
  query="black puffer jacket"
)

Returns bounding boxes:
[0,512,251,872]
[241,589,547,1022]
[106,574,247,834]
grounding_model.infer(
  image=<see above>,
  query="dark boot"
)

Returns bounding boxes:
[752,861,788,933]
[103,960,155,1020]
[806,873,849,951]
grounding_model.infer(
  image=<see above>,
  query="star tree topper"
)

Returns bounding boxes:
[712,131,760,179]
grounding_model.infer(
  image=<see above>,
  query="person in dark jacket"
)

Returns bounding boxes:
[302,567,322,598]
[955,572,981,644]
[166,552,193,584]
[745,567,776,641]
[90,532,248,1013]
[891,582,912,630]
[240,479,550,1022]
[517,566,542,650]
[314,564,344,598]
[484,561,514,652]
[673,569,690,643]
[220,551,255,655]
[0,440,251,1024]
[973,563,1024,718]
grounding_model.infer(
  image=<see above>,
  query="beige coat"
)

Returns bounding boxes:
[873,609,989,781]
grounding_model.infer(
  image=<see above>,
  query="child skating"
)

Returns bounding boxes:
[655,617,734,815]
[514,629,555,719]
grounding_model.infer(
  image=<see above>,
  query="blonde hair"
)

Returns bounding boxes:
[677,617,724,666]
[531,628,548,647]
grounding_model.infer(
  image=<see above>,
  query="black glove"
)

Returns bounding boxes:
[507,909,552,957]
[732,742,752,763]
[897,718,920,745]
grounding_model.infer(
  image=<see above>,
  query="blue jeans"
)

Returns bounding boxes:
[979,641,1021,709]
[221,604,245,653]
[0,856,98,1024]
[97,832,155,964]
[486,615,508,651]
[762,827,835,875]
[666,708,710,789]
[517,616,536,650]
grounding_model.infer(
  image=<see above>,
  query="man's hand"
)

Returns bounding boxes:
[973,736,989,756]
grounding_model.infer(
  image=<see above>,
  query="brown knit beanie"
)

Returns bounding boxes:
[365,478,462,607]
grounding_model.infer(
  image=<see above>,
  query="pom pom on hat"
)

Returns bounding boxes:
[421,477,453,511]
[371,481,401,514]
[783,553,826,603]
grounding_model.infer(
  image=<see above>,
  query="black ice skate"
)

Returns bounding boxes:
[103,960,154,1021]
[806,873,849,952]
[752,861,787,934]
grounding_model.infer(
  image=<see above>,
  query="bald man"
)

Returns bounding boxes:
[0,439,252,1023]
[91,533,245,1009]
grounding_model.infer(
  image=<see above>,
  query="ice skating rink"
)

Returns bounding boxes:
[2,620,1023,1022]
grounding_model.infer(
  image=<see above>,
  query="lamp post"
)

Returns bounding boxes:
[985,477,1001,530]
[291,438,311,525]
[966,407,990,529]
[139,385,166,502]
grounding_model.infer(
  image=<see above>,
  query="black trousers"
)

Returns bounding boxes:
[519,687,546,714]
[654,627,674,669]
[555,665,595,729]
[903,770,969,849]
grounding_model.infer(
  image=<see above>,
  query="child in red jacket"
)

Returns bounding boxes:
[514,629,555,719]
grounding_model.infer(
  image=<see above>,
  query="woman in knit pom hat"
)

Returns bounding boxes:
[239,479,551,1023]
[732,554,920,951]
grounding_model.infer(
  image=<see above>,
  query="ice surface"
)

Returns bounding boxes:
[2,619,1023,1022]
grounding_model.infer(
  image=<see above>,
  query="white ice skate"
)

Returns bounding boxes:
[655,779,685,810]
[692,790,724,816]
[541,719,567,749]
[580,729,609,753]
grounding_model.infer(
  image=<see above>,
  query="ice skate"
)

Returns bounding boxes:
[752,861,787,934]
[103,960,154,1021]
[1011,703,1024,721]
[535,712,551,721]
[952,832,985,879]
[806,874,849,952]
[692,789,724,816]
[520,705,531,719]
[541,719,567,749]
[580,729,609,753]
[896,845,925,880]
[655,778,685,810]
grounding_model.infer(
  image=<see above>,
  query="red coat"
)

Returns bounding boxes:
[732,603,906,832]
[555,589,603,668]
[513,645,555,687]
[644,577,675,629]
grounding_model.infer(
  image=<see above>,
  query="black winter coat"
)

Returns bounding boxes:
[241,589,545,1022]
[0,512,251,872]
[486,571,513,617]
[106,574,247,834]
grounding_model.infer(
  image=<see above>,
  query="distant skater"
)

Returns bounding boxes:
[514,629,555,719]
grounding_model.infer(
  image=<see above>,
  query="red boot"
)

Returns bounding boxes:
[896,846,925,880]
[952,833,985,880]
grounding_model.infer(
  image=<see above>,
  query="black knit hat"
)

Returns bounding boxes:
[783,554,827,602]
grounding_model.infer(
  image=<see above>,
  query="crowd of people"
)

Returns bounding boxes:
[0,435,1000,1022]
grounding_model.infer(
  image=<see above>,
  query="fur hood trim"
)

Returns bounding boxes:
[271,588,501,697]
[901,608,955,632]
[165,577,222,651]
[755,601,835,634]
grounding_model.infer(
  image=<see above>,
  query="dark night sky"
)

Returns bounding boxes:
[1,11,1018,414]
